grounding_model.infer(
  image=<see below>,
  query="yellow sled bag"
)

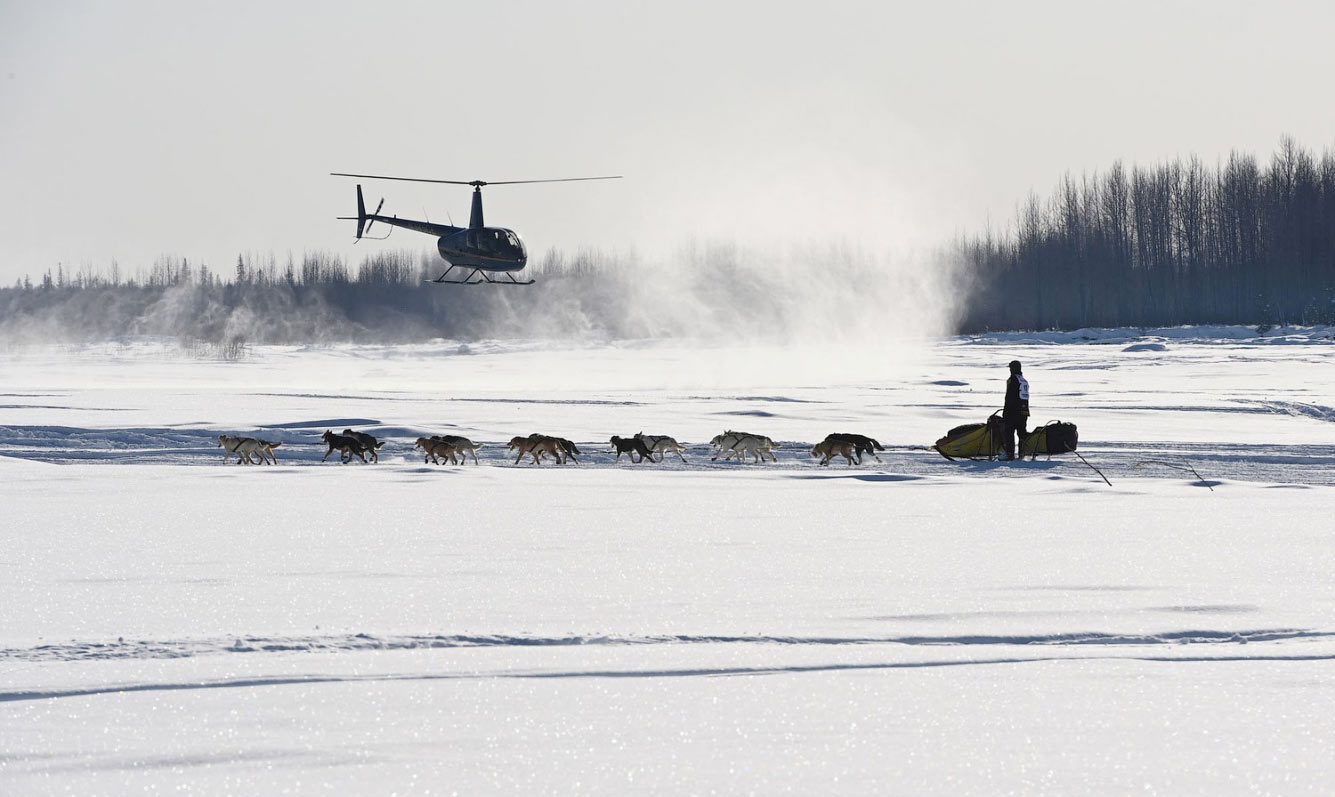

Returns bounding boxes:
[933,412,1004,460]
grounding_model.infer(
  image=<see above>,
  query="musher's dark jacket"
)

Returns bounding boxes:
[1004,374,1030,420]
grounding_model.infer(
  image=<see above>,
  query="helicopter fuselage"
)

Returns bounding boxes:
[357,212,528,272]
[437,227,527,272]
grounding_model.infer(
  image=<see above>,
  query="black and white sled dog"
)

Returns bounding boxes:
[610,435,656,463]
[321,430,368,463]
[821,433,884,464]
[342,429,386,463]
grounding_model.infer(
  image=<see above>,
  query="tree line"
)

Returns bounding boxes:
[953,137,1335,331]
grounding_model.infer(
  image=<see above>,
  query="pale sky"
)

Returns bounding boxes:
[3,0,1334,284]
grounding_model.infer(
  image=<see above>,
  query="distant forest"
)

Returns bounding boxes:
[4,139,1334,343]
[954,138,1335,331]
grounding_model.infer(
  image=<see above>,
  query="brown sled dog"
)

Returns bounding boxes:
[508,434,562,465]
[508,434,577,465]
[415,436,458,465]
[811,439,857,466]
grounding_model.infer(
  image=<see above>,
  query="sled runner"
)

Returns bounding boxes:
[1019,421,1078,459]
[932,411,1004,461]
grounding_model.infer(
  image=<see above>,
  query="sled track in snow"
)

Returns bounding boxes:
[6,628,1335,664]
[5,630,1335,704]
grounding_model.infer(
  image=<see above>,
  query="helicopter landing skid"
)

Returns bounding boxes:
[426,266,533,286]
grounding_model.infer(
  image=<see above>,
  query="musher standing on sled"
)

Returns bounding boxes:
[1002,359,1029,460]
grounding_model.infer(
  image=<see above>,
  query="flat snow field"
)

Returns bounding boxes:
[3,329,1333,794]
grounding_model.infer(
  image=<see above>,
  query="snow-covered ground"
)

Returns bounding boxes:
[3,328,1333,793]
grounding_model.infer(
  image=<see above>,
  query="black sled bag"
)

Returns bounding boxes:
[1020,421,1078,458]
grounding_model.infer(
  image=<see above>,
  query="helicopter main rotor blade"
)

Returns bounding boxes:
[484,176,623,185]
[331,172,475,185]
[331,172,622,187]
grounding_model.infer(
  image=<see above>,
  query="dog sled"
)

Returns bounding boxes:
[932,413,1108,485]
[932,412,1080,462]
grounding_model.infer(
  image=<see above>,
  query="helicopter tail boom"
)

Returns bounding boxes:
[338,184,453,240]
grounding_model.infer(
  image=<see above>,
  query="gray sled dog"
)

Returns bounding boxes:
[430,435,482,465]
[635,432,688,463]
[709,430,778,463]
[342,429,386,463]
[218,434,281,465]
[811,439,857,466]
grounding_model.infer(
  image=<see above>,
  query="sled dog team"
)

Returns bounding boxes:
[220,429,884,467]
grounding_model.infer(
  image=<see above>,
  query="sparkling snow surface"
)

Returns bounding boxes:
[3,329,1333,793]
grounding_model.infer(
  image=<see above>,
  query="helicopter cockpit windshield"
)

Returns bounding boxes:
[502,230,525,259]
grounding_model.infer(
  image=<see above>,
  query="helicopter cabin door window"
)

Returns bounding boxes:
[465,229,514,257]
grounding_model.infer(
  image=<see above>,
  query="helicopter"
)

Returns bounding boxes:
[332,172,621,285]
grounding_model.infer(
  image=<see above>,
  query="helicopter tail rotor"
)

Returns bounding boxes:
[364,197,385,238]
